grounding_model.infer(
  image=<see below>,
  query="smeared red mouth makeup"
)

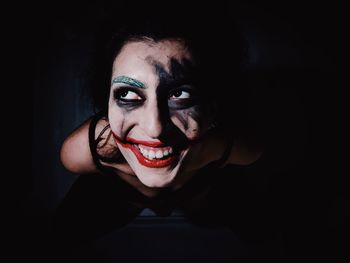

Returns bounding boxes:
[112,132,179,168]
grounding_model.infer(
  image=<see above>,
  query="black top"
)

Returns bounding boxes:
[50,148,297,263]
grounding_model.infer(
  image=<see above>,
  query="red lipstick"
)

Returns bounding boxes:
[112,132,177,168]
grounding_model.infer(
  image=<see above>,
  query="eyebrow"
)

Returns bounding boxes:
[111,76,146,88]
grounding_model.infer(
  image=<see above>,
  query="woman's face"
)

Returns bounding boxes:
[108,39,215,188]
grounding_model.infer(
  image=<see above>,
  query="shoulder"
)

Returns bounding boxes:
[60,114,113,174]
[228,136,264,166]
[60,118,94,173]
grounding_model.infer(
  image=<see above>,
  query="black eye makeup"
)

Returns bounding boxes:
[113,84,199,110]
[113,87,145,106]
[168,85,198,109]
[169,84,197,98]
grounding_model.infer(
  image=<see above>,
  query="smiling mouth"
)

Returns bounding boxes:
[112,133,178,168]
[137,143,173,159]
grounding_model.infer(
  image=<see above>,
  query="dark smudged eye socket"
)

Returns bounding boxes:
[114,87,144,104]
[168,88,199,109]
[113,86,199,109]
[168,85,197,100]
[169,90,191,99]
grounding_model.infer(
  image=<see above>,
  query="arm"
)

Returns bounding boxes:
[228,135,264,165]
[189,127,264,172]
[60,118,97,174]
[60,116,134,175]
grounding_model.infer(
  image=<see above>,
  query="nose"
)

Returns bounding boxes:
[139,99,166,139]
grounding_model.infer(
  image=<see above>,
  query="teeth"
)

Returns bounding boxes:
[148,150,155,159]
[155,150,163,159]
[137,144,173,159]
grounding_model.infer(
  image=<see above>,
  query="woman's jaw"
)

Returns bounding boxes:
[112,132,190,188]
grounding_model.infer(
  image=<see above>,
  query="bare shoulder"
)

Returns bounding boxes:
[216,128,264,167]
[60,115,114,174]
[228,136,264,165]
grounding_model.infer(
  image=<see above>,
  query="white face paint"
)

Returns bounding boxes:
[108,39,216,188]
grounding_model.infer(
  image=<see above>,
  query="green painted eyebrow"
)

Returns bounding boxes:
[112,76,146,88]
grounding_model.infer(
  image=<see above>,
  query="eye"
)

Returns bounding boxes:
[169,90,191,99]
[115,89,143,102]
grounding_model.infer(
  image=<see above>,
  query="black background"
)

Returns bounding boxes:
[5,0,347,262]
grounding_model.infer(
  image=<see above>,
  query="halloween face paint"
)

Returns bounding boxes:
[112,132,177,169]
[112,75,146,88]
[108,40,216,188]
[151,58,207,139]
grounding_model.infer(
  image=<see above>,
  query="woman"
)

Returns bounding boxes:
[52,10,293,263]
[60,15,263,198]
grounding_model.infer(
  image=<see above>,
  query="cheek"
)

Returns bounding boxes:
[108,107,127,137]
[170,108,206,140]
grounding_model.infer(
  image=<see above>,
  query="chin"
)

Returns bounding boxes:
[129,152,184,188]
[135,170,177,188]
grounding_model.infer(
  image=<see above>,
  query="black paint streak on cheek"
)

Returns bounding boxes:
[186,105,201,123]
[187,110,203,125]
[119,115,126,139]
[170,106,203,133]
[117,107,137,139]
[170,111,188,130]
[115,103,147,137]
